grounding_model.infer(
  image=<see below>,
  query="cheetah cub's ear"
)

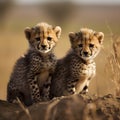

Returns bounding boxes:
[94,32,104,44]
[69,32,76,43]
[54,26,61,38]
[24,27,32,40]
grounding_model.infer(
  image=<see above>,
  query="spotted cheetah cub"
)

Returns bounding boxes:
[50,28,104,98]
[7,22,61,106]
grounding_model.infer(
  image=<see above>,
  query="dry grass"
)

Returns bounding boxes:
[105,35,120,96]
[17,98,32,120]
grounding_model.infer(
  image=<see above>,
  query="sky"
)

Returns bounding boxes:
[15,0,120,5]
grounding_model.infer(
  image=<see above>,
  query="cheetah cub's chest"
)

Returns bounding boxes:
[40,58,56,72]
[79,62,96,78]
[38,58,56,84]
[73,61,96,94]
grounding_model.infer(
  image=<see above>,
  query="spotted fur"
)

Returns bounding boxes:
[50,28,104,98]
[7,22,61,106]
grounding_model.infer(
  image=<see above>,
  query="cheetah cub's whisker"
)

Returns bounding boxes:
[7,22,61,106]
[50,28,104,98]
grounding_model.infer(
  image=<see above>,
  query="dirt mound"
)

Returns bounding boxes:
[0,94,120,120]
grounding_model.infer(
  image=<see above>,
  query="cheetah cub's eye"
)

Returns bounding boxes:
[78,44,83,48]
[35,37,41,41]
[89,43,94,48]
[47,37,52,41]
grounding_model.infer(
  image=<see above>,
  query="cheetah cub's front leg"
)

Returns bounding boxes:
[67,78,77,94]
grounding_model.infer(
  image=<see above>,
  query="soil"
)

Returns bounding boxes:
[0,94,120,120]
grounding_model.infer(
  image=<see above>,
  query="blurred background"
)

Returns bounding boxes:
[0,0,120,100]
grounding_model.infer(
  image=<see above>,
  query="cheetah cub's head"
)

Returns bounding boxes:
[69,28,104,60]
[24,22,61,53]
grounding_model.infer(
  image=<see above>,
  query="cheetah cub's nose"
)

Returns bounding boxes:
[41,45,47,49]
[83,51,89,56]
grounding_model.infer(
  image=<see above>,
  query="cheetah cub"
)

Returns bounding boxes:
[7,22,61,106]
[50,28,104,98]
